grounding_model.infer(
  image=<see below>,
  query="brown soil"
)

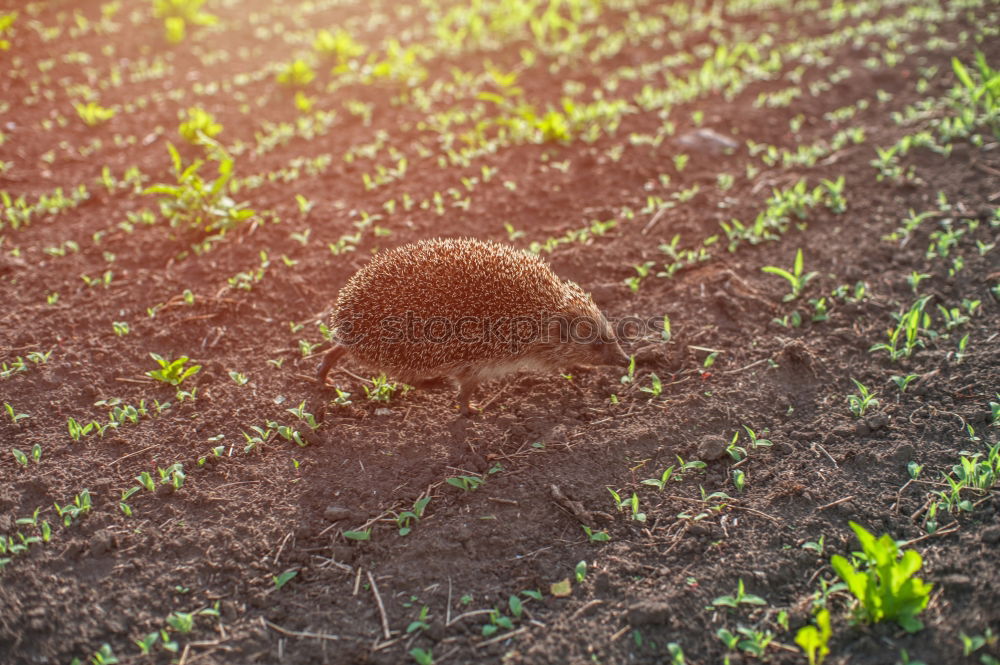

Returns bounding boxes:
[1,1,998,664]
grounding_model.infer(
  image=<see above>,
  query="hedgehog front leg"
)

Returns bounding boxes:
[317,345,347,384]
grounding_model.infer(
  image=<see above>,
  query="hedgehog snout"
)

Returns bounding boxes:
[597,338,629,366]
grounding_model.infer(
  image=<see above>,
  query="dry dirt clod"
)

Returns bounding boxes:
[696,435,729,461]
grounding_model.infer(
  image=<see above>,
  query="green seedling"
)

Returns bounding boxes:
[144,142,254,236]
[179,106,222,144]
[795,609,832,665]
[620,355,636,384]
[802,535,826,555]
[726,431,747,462]
[276,59,316,87]
[74,102,116,126]
[11,448,28,466]
[112,321,130,336]
[847,379,879,418]
[273,569,298,590]
[4,402,28,423]
[158,463,186,490]
[761,249,818,301]
[891,374,919,392]
[228,371,249,385]
[831,521,932,632]
[959,628,997,657]
[146,353,201,386]
[481,606,516,636]
[137,471,155,491]
[582,525,610,542]
[407,605,431,633]
[641,466,675,490]
[395,496,431,536]
[135,632,159,655]
[409,647,433,665]
[446,475,483,491]
[67,417,96,442]
[272,423,308,447]
[710,578,767,609]
[639,372,663,397]
[732,469,746,492]
[53,490,92,527]
[153,0,217,43]
[286,401,320,430]
[343,529,370,541]
[907,271,931,294]
[120,487,140,516]
[870,296,932,361]
[364,374,400,402]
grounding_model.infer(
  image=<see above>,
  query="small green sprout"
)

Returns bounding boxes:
[847,379,879,418]
[409,647,433,665]
[74,102,116,126]
[794,609,831,665]
[395,496,431,536]
[179,106,222,144]
[273,569,298,590]
[4,402,28,423]
[761,249,818,301]
[276,59,316,87]
[146,353,201,386]
[343,529,370,541]
[891,374,919,392]
[641,466,675,490]
[446,475,483,492]
[582,525,610,542]
[710,579,767,608]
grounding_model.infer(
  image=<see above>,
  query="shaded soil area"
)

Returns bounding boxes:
[1,1,999,664]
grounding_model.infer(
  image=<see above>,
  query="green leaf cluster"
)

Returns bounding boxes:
[831,522,932,632]
[146,353,201,386]
[144,143,254,235]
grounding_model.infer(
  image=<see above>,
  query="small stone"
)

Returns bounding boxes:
[866,413,889,430]
[939,574,973,591]
[676,128,739,154]
[982,525,1000,544]
[90,529,116,556]
[324,505,353,522]
[855,421,871,437]
[696,436,729,461]
[627,600,672,625]
[891,444,916,466]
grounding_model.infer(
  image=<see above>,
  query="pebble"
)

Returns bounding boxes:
[626,600,672,625]
[323,505,353,522]
[982,525,1000,544]
[696,435,729,461]
[866,413,890,430]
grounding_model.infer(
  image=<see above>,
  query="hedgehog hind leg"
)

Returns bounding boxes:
[317,345,347,384]
[455,373,481,416]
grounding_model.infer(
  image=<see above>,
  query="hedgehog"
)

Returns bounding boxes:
[317,238,628,414]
